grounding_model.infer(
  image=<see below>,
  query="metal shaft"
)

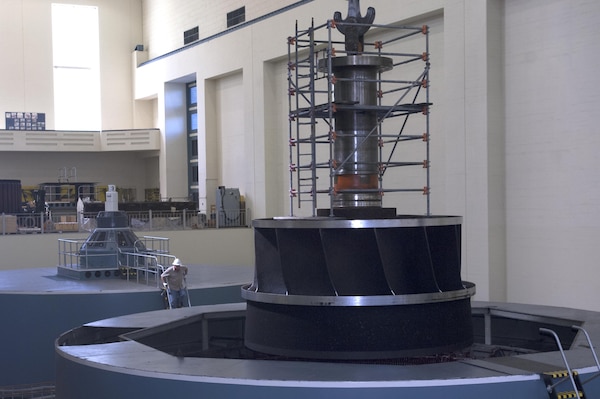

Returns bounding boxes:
[324,56,392,208]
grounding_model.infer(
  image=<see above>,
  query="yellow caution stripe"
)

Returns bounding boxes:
[556,391,583,399]
[544,370,579,378]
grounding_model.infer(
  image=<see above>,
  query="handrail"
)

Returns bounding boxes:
[572,325,600,385]
[539,327,581,399]
[1,208,251,235]
[57,237,175,287]
[121,251,159,286]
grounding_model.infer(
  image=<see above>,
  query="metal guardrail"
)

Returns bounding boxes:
[0,381,55,398]
[0,208,251,235]
[57,236,174,287]
[120,251,174,287]
[57,238,114,269]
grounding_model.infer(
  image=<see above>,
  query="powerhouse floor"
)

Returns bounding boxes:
[0,264,253,293]
[4,264,600,399]
[0,264,253,387]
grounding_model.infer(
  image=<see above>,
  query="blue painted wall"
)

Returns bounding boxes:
[55,355,555,399]
[0,285,244,385]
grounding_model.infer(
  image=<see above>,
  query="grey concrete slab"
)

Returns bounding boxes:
[0,264,253,293]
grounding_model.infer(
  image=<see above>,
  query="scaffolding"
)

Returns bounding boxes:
[287,18,432,216]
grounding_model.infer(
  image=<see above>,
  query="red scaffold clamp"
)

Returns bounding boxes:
[423,186,430,195]
[289,188,298,198]
[289,163,297,172]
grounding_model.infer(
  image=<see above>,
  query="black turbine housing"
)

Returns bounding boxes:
[242,0,475,361]
[242,215,475,360]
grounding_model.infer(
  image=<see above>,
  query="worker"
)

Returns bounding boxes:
[161,258,188,308]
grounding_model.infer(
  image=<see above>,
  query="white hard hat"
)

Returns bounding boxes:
[172,258,182,266]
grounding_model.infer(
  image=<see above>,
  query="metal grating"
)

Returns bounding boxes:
[0,382,55,399]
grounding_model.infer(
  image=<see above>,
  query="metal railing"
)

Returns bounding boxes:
[1,208,251,235]
[120,251,175,287]
[136,235,170,255]
[57,238,115,269]
[0,381,55,398]
[57,235,175,287]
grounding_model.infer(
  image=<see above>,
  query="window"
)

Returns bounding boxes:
[187,82,199,200]
[190,138,198,158]
[189,85,197,106]
[51,4,101,131]
[190,164,199,184]
[189,112,198,131]
[184,26,199,45]
[187,82,198,133]
[227,7,245,28]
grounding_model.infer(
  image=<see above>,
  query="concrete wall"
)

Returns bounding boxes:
[142,0,303,59]
[0,151,155,198]
[135,0,600,311]
[0,0,160,199]
[0,0,144,131]
[503,0,600,309]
